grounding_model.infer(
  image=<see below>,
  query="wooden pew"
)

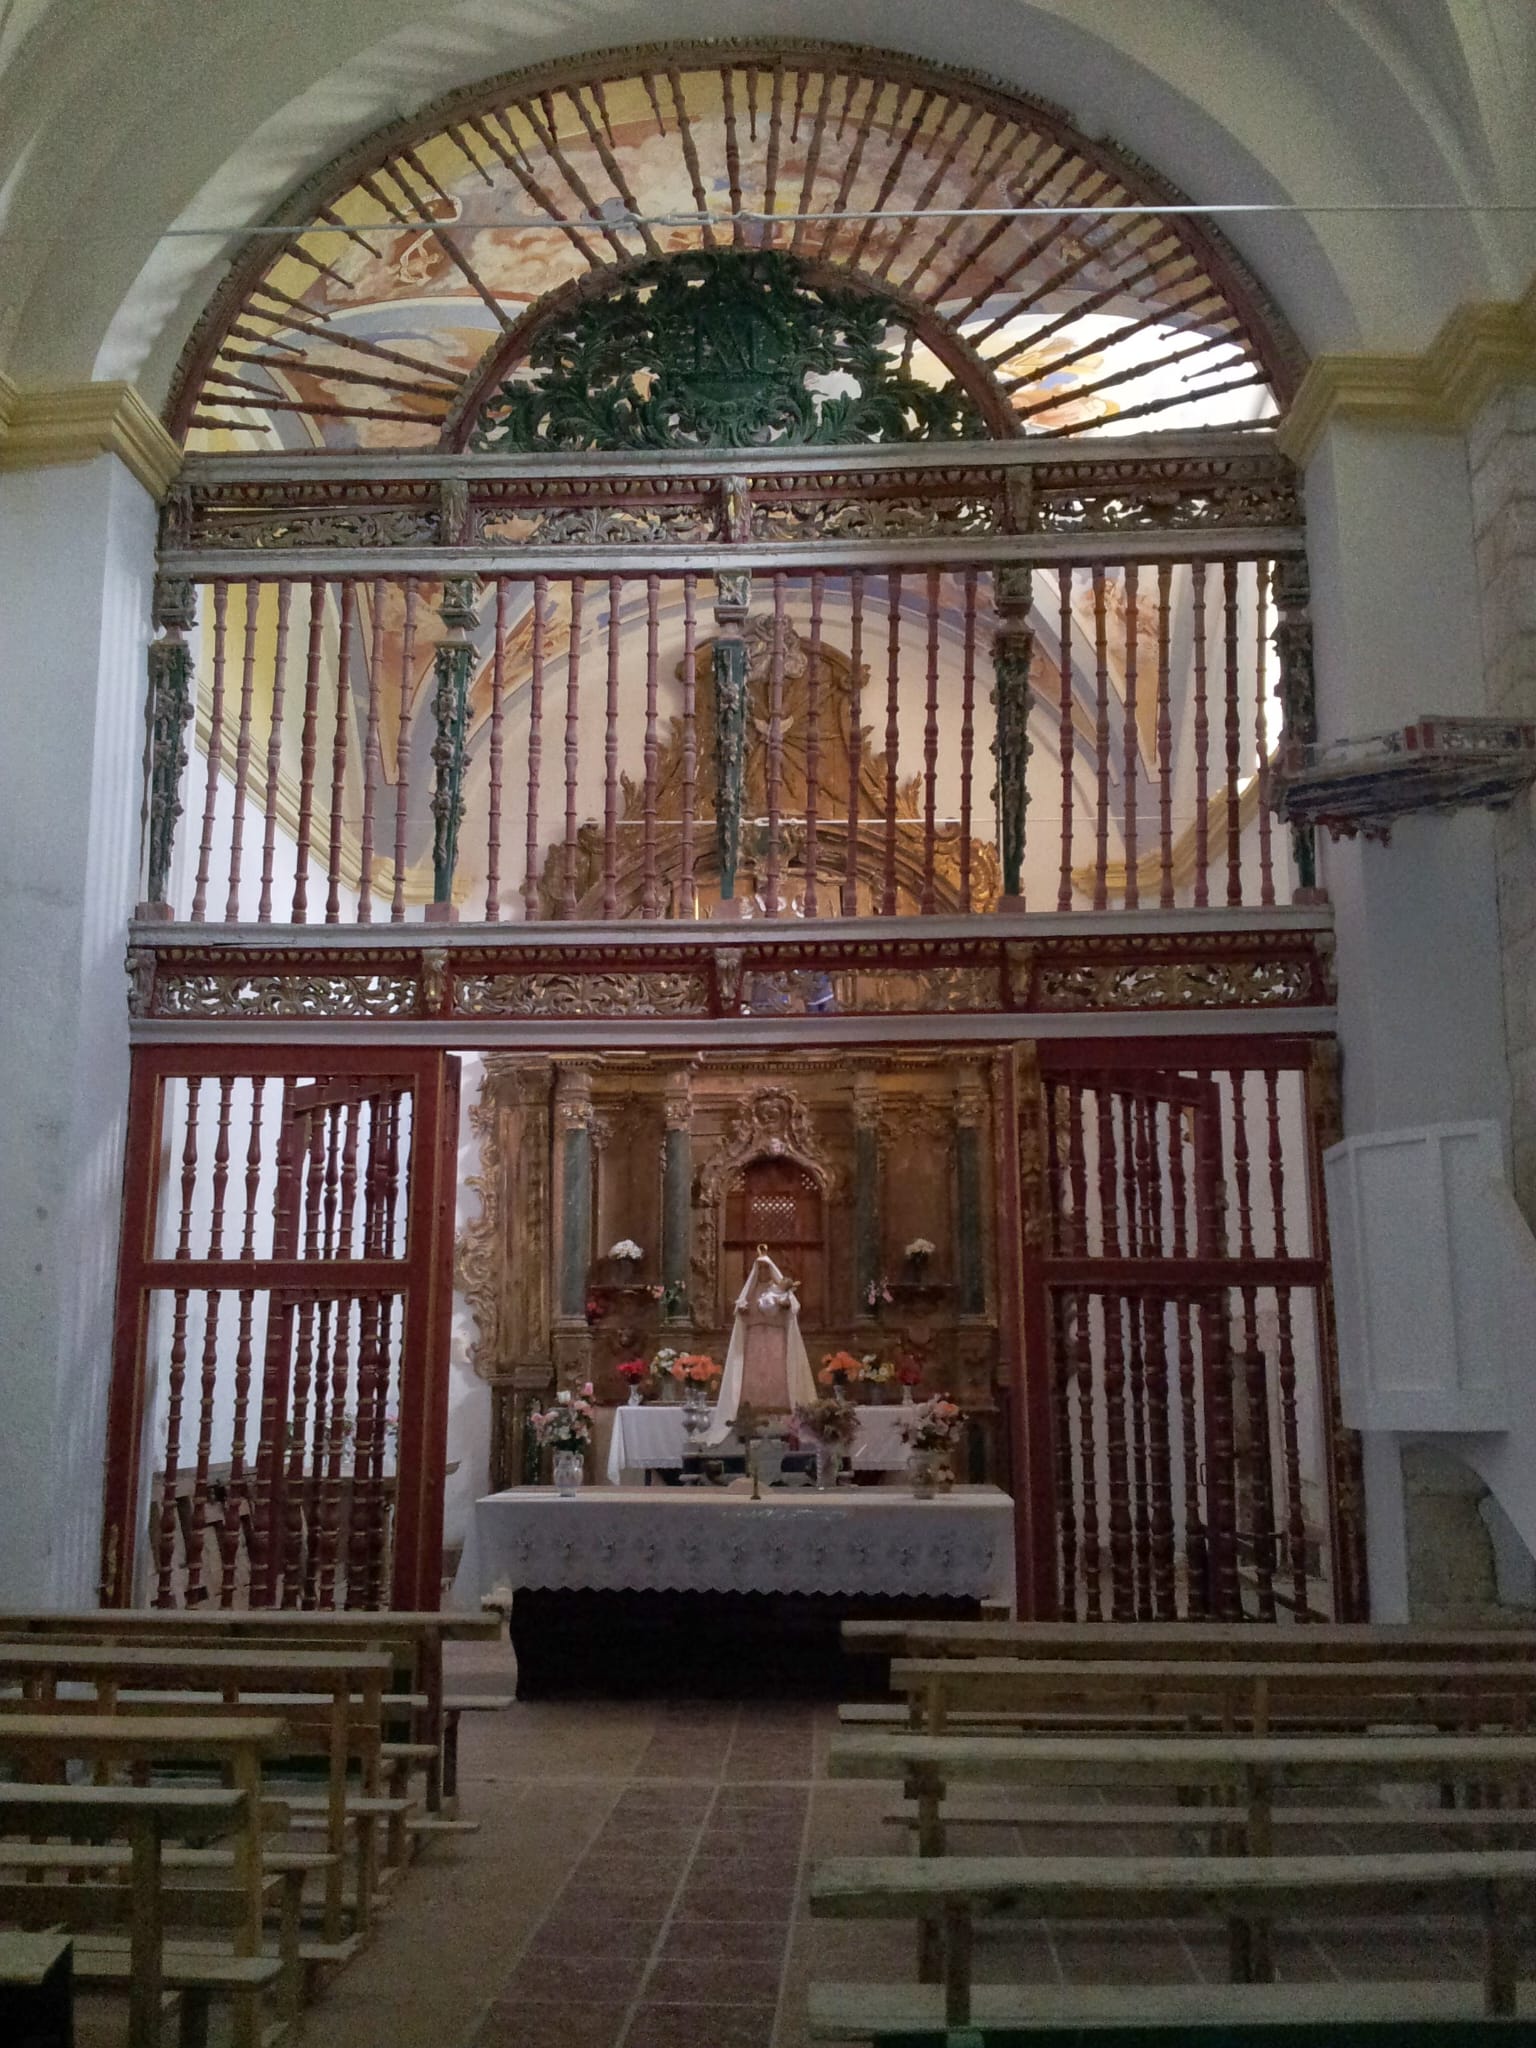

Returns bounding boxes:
[883,1657,1536,1737]
[0,1932,72,2048]
[0,1641,390,1942]
[843,1619,1536,1663]
[809,1849,1536,2036]
[0,1609,504,1814]
[0,1778,282,2048]
[829,1730,1536,1860]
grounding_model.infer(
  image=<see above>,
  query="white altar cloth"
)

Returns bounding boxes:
[453,1483,1015,1607]
[605,1402,915,1483]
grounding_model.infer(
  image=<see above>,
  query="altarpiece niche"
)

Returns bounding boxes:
[457,1050,1003,1489]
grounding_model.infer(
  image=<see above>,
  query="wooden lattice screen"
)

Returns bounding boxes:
[100,1046,461,1609]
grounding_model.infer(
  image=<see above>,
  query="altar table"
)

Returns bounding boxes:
[604,1402,914,1483]
[455,1484,1015,1698]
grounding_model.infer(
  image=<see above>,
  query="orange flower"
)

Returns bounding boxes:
[817,1350,863,1385]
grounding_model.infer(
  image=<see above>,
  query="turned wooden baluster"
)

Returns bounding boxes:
[484,578,508,919]
[804,571,824,918]
[1223,561,1243,906]
[882,572,902,916]
[1121,1094,1152,1620]
[1091,566,1110,910]
[765,572,787,916]
[1229,1067,1279,1619]
[391,578,418,924]
[1192,1089,1242,1620]
[1057,564,1076,910]
[1121,565,1140,909]
[1254,559,1276,905]
[250,1075,297,1606]
[680,574,698,919]
[563,577,586,919]
[292,578,326,923]
[1155,562,1174,908]
[224,584,259,921]
[257,580,292,924]
[1045,1085,1078,1613]
[184,1075,235,1604]
[155,1081,203,1605]
[297,1108,332,1607]
[523,575,548,921]
[1192,562,1210,909]
[1167,1108,1208,1617]
[1265,1067,1312,1614]
[216,1077,264,1605]
[347,1294,383,1608]
[324,582,353,923]
[1094,1086,1135,1619]
[1139,1098,1179,1618]
[922,567,941,913]
[315,1291,352,1610]
[643,574,662,918]
[842,570,866,914]
[959,569,978,913]
[191,580,229,923]
[602,575,622,919]
[357,582,386,921]
[1066,1086,1101,1620]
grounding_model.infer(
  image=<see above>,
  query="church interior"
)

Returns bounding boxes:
[0,3,1534,2044]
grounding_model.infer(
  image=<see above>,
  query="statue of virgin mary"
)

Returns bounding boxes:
[706,1248,817,1443]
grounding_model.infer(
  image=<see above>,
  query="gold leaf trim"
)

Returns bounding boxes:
[0,380,181,500]
[1278,277,1536,463]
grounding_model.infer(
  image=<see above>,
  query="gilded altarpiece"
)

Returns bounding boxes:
[459,1051,1005,1485]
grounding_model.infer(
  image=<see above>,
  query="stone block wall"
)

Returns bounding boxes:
[1471,384,1536,1221]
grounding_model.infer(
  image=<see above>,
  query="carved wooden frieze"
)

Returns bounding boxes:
[127,919,1335,1025]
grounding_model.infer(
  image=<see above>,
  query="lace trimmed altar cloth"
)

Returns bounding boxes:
[453,1484,1015,1606]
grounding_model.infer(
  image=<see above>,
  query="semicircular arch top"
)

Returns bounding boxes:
[168,40,1302,455]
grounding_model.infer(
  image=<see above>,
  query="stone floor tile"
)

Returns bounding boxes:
[625,2001,778,2048]
[663,1917,797,1961]
[476,1997,629,2048]
[642,1955,785,2003]
[500,1949,651,2002]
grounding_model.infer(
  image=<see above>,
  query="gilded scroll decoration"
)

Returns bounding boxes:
[152,971,421,1019]
[1034,958,1316,1010]
[453,970,709,1019]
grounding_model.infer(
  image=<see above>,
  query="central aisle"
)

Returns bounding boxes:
[65,1638,1485,2048]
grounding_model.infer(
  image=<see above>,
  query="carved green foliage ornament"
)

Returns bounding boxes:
[145,636,194,906]
[430,578,478,903]
[471,249,982,453]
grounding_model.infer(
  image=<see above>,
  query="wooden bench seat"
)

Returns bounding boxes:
[69,1944,283,2048]
[0,1931,71,2048]
[831,1732,1536,1857]
[810,1850,1536,2029]
[841,1620,1536,1663]
[886,1658,1536,1737]
[806,1978,1536,2040]
[0,1774,281,2048]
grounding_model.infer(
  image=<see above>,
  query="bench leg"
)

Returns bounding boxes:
[227,1983,264,2048]
[443,1710,461,1810]
[942,1902,973,2029]
[176,1989,211,2048]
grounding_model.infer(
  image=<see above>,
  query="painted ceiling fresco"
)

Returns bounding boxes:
[170,46,1297,454]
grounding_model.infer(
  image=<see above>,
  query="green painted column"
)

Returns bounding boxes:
[1273,554,1320,894]
[555,1069,594,1321]
[712,571,751,901]
[141,576,197,913]
[955,1063,989,1317]
[429,577,478,907]
[853,1076,882,1305]
[661,1069,693,1320]
[991,562,1033,905]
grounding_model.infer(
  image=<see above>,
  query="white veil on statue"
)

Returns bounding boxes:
[706,1250,816,1444]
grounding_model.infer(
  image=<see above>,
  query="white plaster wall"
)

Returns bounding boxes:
[0,454,156,1605]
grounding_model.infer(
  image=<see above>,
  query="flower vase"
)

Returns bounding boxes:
[626,1387,643,1407]
[553,1449,584,1496]
[908,1450,936,1500]
[660,1377,681,1405]
[815,1443,840,1492]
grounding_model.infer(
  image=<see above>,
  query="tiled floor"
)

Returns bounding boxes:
[70,1635,1505,2046]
